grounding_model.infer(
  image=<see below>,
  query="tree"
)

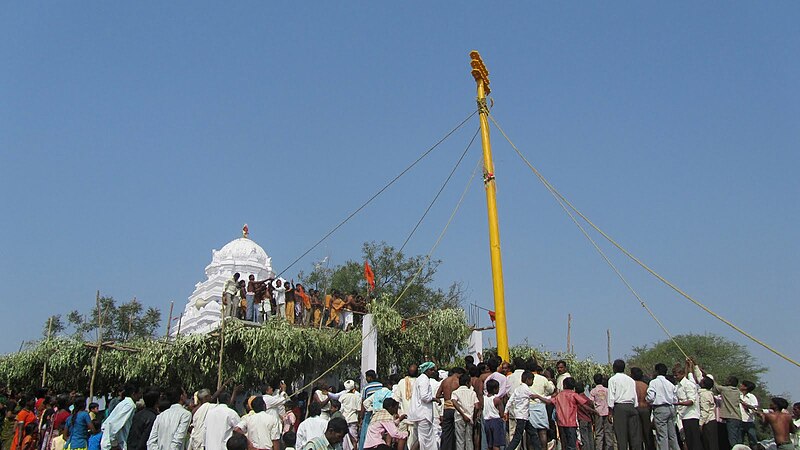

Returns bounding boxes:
[298,241,464,317]
[64,295,161,341]
[628,334,767,383]
[627,332,773,413]
[42,315,65,338]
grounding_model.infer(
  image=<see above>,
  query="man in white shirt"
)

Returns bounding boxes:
[555,360,572,392]
[235,397,281,450]
[392,365,418,450]
[338,380,362,450]
[528,364,555,450]
[272,279,288,319]
[102,384,140,450]
[673,362,702,450]
[189,389,218,450]
[296,404,328,449]
[261,382,289,422]
[222,273,241,318]
[205,391,241,450]
[408,362,439,450]
[506,359,526,441]
[646,364,679,450]
[147,387,192,450]
[608,359,643,450]
[738,380,760,447]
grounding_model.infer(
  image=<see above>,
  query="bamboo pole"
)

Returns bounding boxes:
[165,301,174,338]
[217,308,225,390]
[41,317,53,387]
[176,311,183,336]
[89,290,103,399]
[607,329,612,365]
[567,313,572,354]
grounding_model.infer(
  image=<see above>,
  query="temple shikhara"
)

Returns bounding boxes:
[171,225,274,336]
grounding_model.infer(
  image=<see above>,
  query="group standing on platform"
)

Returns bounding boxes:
[221,272,368,330]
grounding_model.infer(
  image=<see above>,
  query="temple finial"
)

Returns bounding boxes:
[242,224,249,239]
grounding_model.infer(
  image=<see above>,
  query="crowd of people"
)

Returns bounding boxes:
[0,355,797,450]
[221,273,368,330]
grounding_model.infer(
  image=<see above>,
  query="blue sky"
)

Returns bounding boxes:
[2,3,798,398]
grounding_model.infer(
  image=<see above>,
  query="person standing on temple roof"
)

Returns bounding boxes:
[310,290,323,327]
[253,278,267,324]
[222,273,240,318]
[293,284,311,326]
[246,275,257,322]
[237,280,247,319]
[285,281,296,325]
[272,279,288,320]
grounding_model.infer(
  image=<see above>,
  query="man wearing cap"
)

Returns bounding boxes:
[408,362,439,450]
[339,381,362,450]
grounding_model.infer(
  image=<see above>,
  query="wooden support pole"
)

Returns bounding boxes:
[217,309,225,390]
[41,316,53,387]
[89,290,103,399]
[607,329,612,365]
[567,313,572,354]
[165,301,174,339]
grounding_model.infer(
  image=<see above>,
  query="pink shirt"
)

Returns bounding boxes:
[363,417,408,449]
[485,372,510,398]
[553,391,590,428]
[589,385,609,417]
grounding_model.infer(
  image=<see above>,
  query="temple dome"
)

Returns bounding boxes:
[213,237,269,265]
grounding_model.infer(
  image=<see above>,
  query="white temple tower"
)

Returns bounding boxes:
[171,225,274,336]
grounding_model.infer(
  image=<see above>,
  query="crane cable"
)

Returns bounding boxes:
[289,156,483,397]
[276,110,477,278]
[399,127,480,253]
[487,112,800,368]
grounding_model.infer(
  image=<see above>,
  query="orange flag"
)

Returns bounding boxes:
[364,260,375,291]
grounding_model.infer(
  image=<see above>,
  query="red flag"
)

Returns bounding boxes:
[488,310,496,322]
[364,260,375,291]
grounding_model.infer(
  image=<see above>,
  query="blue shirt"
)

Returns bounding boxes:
[66,411,92,449]
[89,433,102,450]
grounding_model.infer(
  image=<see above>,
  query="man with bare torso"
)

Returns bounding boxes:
[744,397,796,450]
[437,368,465,450]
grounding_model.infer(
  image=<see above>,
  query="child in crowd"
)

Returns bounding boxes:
[483,379,505,450]
[50,426,66,450]
[20,423,38,450]
[283,431,297,450]
[533,377,594,450]
[87,404,100,421]
[451,373,479,450]
[87,420,103,450]
[282,401,297,435]
[330,400,345,422]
